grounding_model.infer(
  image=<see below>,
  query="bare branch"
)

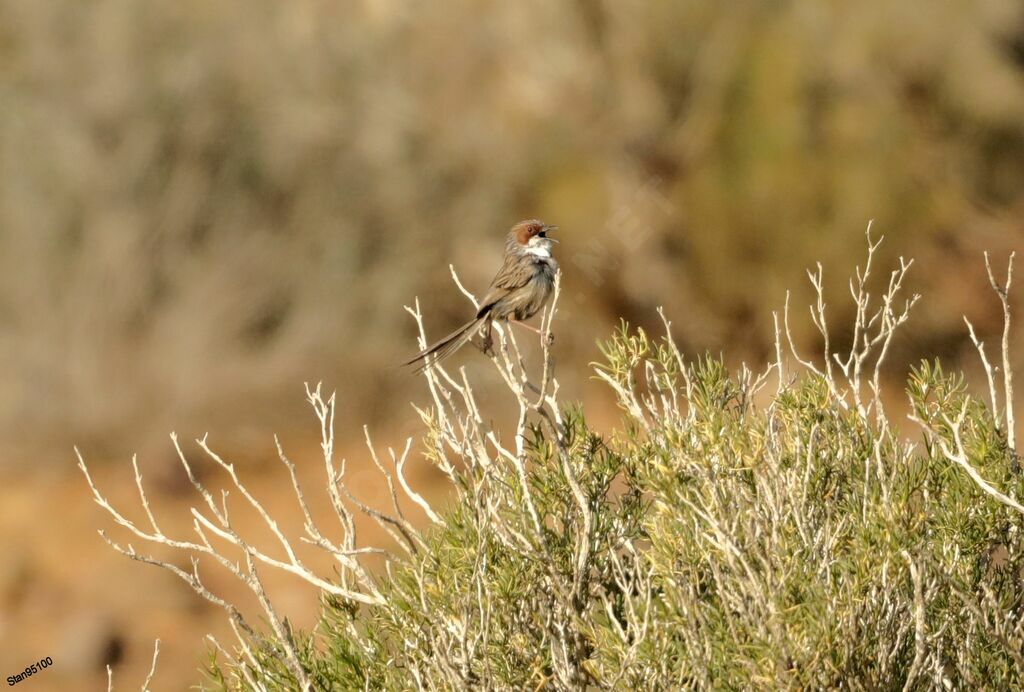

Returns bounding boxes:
[985,251,1016,451]
[901,552,926,692]
[141,639,160,692]
[965,317,1001,423]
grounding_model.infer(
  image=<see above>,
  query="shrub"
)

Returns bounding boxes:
[81,236,1023,690]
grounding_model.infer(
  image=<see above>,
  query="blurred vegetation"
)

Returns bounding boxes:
[1,0,1023,464]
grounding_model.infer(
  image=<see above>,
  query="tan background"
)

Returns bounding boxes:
[1,1,1023,688]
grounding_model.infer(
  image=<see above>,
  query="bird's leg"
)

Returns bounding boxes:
[475,319,494,355]
[510,319,542,335]
[510,319,554,345]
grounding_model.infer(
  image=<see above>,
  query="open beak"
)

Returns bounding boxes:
[544,225,559,242]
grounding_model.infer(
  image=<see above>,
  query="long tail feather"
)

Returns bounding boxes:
[404,316,486,374]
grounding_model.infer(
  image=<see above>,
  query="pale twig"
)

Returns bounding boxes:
[532,272,561,410]
[912,402,1024,515]
[783,290,849,410]
[984,251,1016,451]
[206,633,268,692]
[964,317,1001,424]
[772,311,785,395]
[450,263,481,310]
[305,384,356,548]
[595,368,650,430]
[79,378,434,690]
[363,425,408,524]
[141,639,160,692]
[901,552,926,692]
[274,436,386,561]
[340,482,422,555]
[304,383,383,594]
[807,261,836,390]
[226,618,272,690]
[785,229,917,423]
[394,437,445,525]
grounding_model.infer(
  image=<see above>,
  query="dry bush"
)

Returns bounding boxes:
[84,236,1024,689]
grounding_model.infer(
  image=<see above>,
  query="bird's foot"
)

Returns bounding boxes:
[475,333,495,356]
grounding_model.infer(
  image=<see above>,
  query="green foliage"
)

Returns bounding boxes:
[207,321,1024,689]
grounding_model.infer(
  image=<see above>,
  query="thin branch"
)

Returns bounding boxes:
[141,639,160,692]
[901,552,926,692]
[985,251,1016,451]
[964,317,1001,424]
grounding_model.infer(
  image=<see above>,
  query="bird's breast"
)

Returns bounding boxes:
[508,260,555,321]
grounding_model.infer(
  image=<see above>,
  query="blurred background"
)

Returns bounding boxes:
[1,0,1023,688]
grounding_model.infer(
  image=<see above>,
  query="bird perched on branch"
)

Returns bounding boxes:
[405,219,559,373]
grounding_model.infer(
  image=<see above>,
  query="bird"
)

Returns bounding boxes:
[405,219,559,373]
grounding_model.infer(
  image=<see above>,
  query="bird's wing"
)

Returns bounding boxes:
[476,255,535,317]
[492,254,536,290]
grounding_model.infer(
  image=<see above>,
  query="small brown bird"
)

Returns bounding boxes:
[405,219,559,373]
